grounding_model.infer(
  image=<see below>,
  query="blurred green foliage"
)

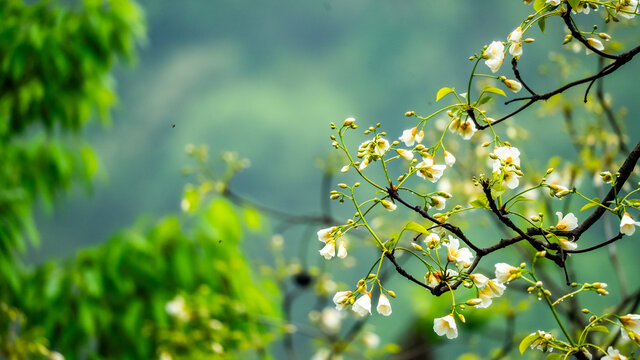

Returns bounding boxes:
[0,0,143,267]
[3,197,281,359]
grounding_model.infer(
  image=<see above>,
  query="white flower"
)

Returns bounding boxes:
[508,27,523,56]
[359,157,370,170]
[376,294,392,316]
[620,213,640,236]
[546,0,561,5]
[358,138,390,170]
[433,314,458,339]
[484,41,505,73]
[445,236,474,265]
[493,146,520,172]
[359,138,390,156]
[495,263,518,283]
[333,291,352,310]
[619,0,638,19]
[556,212,578,231]
[337,241,348,259]
[504,79,522,93]
[424,233,441,249]
[558,238,578,251]
[396,148,414,161]
[474,280,506,308]
[415,157,446,183]
[319,240,336,259]
[458,119,477,140]
[444,151,456,167]
[166,296,189,321]
[320,308,343,333]
[586,38,605,52]
[362,332,380,348]
[431,195,446,210]
[352,293,372,316]
[317,227,336,242]
[602,347,628,360]
[503,169,521,189]
[469,273,489,289]
[399,127,424,147]
[620,313,640,334]
[340,165,350,173]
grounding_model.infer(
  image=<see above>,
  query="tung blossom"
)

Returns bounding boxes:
[424,233,441,249]
[444,151,456,167]
[319,240,336,260]
[433,315,458,339]
[396,148,414,161]
[484,41,505,73]
[558,238,578,251]
[376,294,392,316]
[586,38,605,53]
[620,213,640,236]
[602,347,628,360]
[445,236,474,265]
[493,146,522,189]
[415,157,446,182]
[431,195,446,210]
[399,127,424,147]
[507,27,523,56]
[619,0,638,19]
[620,313,640,339]
[352,292,372,316]
[546,0,561,5]
[357,137,390,170]
[449,117,477,140]
[555,212,578,231]
[495,263,519,283]
[333,291,352,310]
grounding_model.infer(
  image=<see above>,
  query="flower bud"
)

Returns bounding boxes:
[581,308,590,313]
[405,111,415,117]
[563,34,573,45]
[411,243,424,251]
[466,298,483,306]
[598,32,611,41]
[458,314,466,323]
[536,281,543,288]
[524,38,535,43]
[330,194,340,200]
[504,79,522,93]
[544,289,551,296]
[387,290,397,298]
[338,183,348,188]
[343,117,355,126]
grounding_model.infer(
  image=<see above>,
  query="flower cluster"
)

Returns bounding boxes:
[318,226,347,260]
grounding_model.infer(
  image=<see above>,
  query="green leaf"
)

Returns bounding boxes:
[519,332,539,354]
[483,86,506,97]
[586,325,609,333]
[545,353,564,360]
[243,206,262,231]
[469,199,488,209]
[580,198,600,211]
[476,95,494,106]
[405,221,429,234]
[436,87,455,102]
[567,0,581,9]
[538,17,546,33]
[533,0,548,12]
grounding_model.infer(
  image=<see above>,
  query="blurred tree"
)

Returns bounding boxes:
[0,0,143,288]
